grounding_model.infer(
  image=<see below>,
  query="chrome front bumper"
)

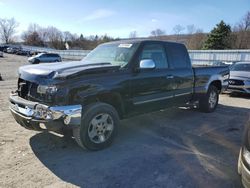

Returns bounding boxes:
[9,94,82,130]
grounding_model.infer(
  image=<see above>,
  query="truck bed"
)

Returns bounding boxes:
[192,65,229,95]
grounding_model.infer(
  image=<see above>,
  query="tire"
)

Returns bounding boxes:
[199,85,219,113]
[73,102,119,150]
[34,59,40,64]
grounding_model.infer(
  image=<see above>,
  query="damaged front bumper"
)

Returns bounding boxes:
[9,93,82,131]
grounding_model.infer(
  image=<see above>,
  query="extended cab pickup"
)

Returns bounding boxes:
[9,40,229,150]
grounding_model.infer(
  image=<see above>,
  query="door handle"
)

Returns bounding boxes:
[166,75,174,79]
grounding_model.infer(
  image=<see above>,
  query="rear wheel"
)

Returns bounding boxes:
[199,85,219,113]
[73,102,119,150]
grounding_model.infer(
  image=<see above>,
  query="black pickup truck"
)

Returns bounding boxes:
[9,40,229,150]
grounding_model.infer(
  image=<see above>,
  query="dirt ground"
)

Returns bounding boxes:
[0,53,249,188]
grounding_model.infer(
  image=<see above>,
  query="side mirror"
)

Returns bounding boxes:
[139,59,156,69]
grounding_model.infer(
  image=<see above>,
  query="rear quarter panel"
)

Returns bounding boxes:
[193,66,229,96]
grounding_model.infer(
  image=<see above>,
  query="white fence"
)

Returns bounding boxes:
[189,50,250,65]
[21,45,250,63]
[21,45,90,60]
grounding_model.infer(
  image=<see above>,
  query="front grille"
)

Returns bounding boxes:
[18,79,30,99]
[17,78,50,102]
[228,79,244,86]
[29,82,40,99]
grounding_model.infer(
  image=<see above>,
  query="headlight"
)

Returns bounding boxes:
[222,73,229,79]
[37,85,57,94]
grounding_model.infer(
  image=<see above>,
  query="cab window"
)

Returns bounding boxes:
[140,44,168,69]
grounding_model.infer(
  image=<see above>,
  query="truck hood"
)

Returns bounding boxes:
[19,60,120,83]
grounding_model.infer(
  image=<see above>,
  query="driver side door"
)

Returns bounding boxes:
[130,42,176,114]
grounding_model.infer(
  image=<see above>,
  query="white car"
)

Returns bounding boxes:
[228,62,250,94]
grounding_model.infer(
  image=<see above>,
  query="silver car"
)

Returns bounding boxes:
[228,62,250,94]
[28,53,62,64]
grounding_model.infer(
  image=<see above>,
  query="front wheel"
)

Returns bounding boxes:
[199,85,219,113]
[73,103,119,150]
[33,59,40,64]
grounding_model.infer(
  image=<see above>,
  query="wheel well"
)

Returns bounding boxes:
[210,80,222,92]
[85,93,124,119]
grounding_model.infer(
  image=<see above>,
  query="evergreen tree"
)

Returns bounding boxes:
[79,34,84,41]
[203,21,232,49]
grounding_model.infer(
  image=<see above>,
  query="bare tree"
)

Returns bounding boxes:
[173,24,185,41]
[27,23,41,33]
[233,11,250,49]
[22,23,44,46]
[22,31,44,46]
[0,18,19,43]
[46,26,64,49]
[151,29,165,37]
[241,11,250,31]
[173,24,185,35]
[129,31,137,38]
[186,24,196,34]
[37,28,49,43]
[185,25,206,50]
[63,31,74,42]
[187,29,207,49]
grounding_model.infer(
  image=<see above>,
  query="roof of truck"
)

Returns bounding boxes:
[105,38,184,45]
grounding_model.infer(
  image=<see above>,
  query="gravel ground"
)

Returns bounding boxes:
[0,53,249,188]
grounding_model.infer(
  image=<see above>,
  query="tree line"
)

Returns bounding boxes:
[0,10,249,50]
[20,23,117,50]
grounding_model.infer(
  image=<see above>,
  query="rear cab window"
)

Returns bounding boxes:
[165,43,191,69]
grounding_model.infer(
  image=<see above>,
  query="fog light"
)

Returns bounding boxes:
[39,123,47,129]
[46,111,53,120]
[64,115,71,125]
[34,105,53,120]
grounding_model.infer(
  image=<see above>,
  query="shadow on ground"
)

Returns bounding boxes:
[30,104,249,188]
[229,93,250,99]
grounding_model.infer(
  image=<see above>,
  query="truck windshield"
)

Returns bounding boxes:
[83,43,139,67]
[230,63,250,71]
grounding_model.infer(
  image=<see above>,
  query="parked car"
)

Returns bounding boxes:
[16,49,31,56]
[0,45,10,52]
[238,120,250,188]
[0,51,3,57]
[6,46,21,54]
[213,61,227,66]
[28,53,62,64]
[227,62,250,94]
[213,61,235,67]
[9,40,229,150]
